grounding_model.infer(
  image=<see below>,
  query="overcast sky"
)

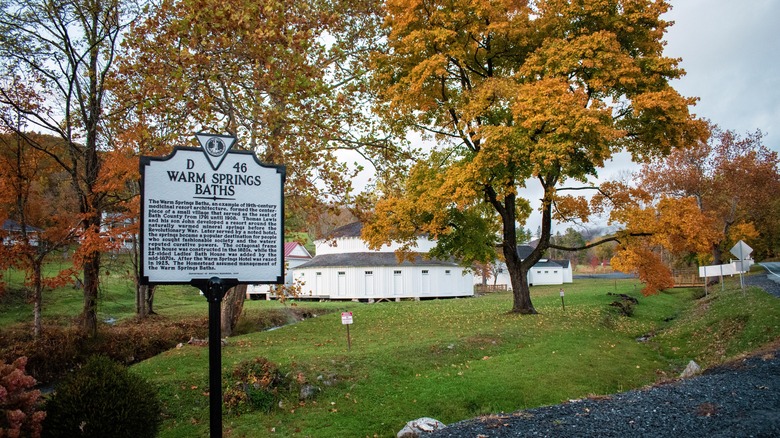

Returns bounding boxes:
[349,1,780,233]
[664,0,780,139]
[536,0,780,233]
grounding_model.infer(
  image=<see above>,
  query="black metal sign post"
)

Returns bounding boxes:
[192,277,237,438]
[139,133,285,438]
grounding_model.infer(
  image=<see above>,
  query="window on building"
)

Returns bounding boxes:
[394,270,402,275]
[365,270,373,275]
[422,270,429,274]
[338,271,345,275]
[316,272,322,276]
[445,270,451,275]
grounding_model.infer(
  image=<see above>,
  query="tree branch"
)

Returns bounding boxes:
[548,232,652,252]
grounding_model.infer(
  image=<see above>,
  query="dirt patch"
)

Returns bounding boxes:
[464,334,503,348]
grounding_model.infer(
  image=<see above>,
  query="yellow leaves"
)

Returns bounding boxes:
[653,197,719,254]
[625,88,707,161]
[510,77,620,178]
[522,29,641,93]
[728,222,759,246]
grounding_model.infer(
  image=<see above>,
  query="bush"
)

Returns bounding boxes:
[1,356,45,438]
[42,355,162,438]
[224,357,310,415]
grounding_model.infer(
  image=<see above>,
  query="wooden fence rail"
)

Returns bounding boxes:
[474,284,508,293]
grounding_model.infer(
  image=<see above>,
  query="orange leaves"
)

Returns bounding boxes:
[637,124,780,260]
[624,89,707,161]
[611,245,673,296]
[553,195,591,223]
[653,197,718,255]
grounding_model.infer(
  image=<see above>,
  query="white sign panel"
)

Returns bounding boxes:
[341,312,353,325]
[733,259,753,273]
[140,135,285,285]
[698,263,737,278]
[730,240,753,260]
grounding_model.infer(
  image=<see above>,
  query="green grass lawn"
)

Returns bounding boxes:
[3,262,779,437]
[0,255,343,327]
[130,276,780,438]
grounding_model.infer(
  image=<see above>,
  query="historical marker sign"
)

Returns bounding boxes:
[140,133,285,285]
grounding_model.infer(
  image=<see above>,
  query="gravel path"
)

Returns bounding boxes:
[744,272,780,299]
[428,272,780,438]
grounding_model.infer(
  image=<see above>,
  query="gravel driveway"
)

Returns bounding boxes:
[429,272,780,438]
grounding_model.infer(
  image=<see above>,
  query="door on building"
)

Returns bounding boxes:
[393,270,403,295]
[421,270,430,294]
[337,271,346,296]
[364,271,374,296]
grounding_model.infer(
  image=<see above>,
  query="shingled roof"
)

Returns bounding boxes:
[295,252,458,269]
[517,245,534,259]
[323,222,364,239]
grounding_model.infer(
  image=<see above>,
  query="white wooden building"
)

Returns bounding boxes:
[292,222,474,300]
[479,245,573,288]
[246,242,313,299]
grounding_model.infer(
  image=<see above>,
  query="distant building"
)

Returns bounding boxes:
[291,222,474,300]
[1,219,42,246]
[246,241,313,299]
[478,245,573,288]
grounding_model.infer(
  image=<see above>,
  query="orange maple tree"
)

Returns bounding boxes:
[592,183,719,295]
[363,0,707,312]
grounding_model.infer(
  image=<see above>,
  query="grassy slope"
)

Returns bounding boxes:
[131,276,780,437]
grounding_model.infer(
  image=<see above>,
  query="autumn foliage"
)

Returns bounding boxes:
[0,357,45,438]
[366,0,707,311]
[639,125,780,262]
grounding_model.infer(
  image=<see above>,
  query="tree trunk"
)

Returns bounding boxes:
[712,242,723,265]
[502,176,557,314]
[509,263,536,314]
[81,250,101,338]
[220,284,247,337]
[505,240,537,314]
[32,262,43,338]
[146,284,156,315]
[136,284,156,318]
[497,192,538,314]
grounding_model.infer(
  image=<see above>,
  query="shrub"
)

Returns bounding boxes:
[42,355,162,438]
[224,357,308,415]
[1,356,45,438]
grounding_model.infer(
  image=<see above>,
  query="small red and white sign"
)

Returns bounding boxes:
[341,312,353,325]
